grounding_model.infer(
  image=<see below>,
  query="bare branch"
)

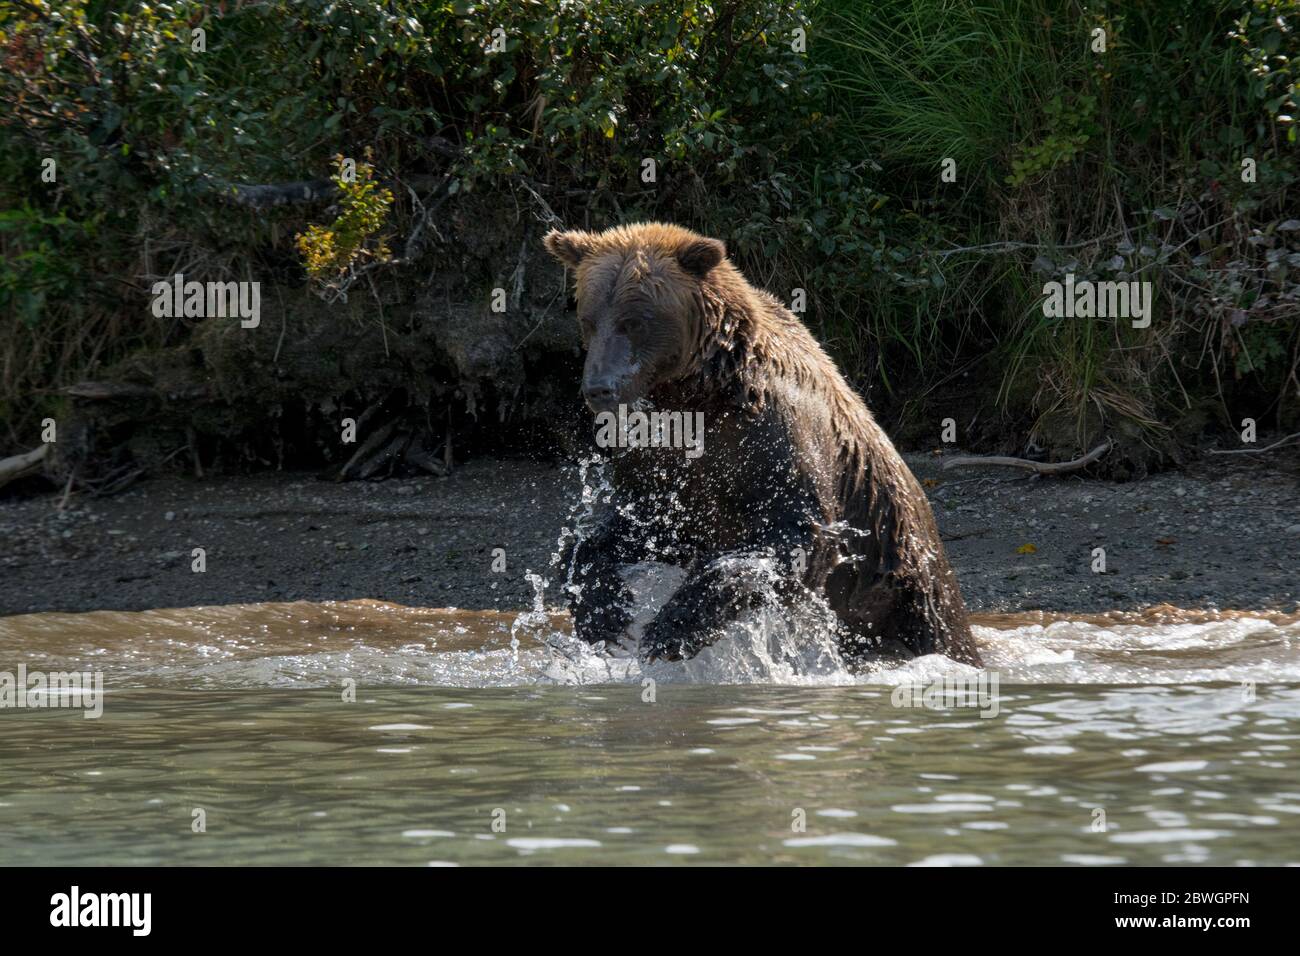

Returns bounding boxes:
[210,173,449,209]
[1207,432,1300,455]
[941,439,1114,475]
[0,444,50,490]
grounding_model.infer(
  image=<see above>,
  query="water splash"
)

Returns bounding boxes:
[2,453,1295,690]
[518,451,857,685]
[1,598,1298,689]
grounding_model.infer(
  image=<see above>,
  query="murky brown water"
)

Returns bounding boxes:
[1,600,1298,864]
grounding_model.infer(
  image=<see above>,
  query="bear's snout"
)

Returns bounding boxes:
[582,376,622,414]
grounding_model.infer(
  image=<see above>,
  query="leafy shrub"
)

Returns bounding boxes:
[295,155,394,291]
[0,0,1295,470]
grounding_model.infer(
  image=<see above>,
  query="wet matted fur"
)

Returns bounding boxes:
[545,222,981,667]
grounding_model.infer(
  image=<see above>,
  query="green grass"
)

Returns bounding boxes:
[810,0,1299,462]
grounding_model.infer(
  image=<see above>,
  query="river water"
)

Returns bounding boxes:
[1,594,1298,865]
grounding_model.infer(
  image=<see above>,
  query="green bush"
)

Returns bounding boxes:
[0,0,1296,470]
[818,0,1299,460]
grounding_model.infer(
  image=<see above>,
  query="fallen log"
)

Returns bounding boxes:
[404,439,449,477]
[218,179,336,208]
[0,443,50,490]
[212,173,450,209]
[334,419,400,482]
[941,439,1113,475]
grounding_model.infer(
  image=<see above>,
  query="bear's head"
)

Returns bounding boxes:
[543,222,726,414]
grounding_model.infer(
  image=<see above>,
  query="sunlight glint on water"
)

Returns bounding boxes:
[0,595,1298,865]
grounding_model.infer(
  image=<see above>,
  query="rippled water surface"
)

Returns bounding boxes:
[1,599,1298,865]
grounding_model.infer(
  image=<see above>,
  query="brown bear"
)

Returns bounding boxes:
[544,222,982,668]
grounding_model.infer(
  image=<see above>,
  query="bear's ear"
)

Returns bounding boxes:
[543,229,596,268]
[676,237,725,278]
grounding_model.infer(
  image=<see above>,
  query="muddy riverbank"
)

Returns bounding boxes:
[2,450,1297,619]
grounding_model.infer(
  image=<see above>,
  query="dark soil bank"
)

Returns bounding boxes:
[2,452,1298,619]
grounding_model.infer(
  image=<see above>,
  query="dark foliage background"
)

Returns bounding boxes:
[1,0,1296,482]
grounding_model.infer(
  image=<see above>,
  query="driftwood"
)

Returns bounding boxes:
[1207,432,1300,455]
[84,463,146,498]
[404,439,449,477]
[0,444,50,490]
[334,419,400,482]
[332,422,455,481]
[941,439,1113,475]
[358,432,408,480]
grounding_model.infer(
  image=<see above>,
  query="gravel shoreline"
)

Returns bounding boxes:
[2,451,1297,618]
